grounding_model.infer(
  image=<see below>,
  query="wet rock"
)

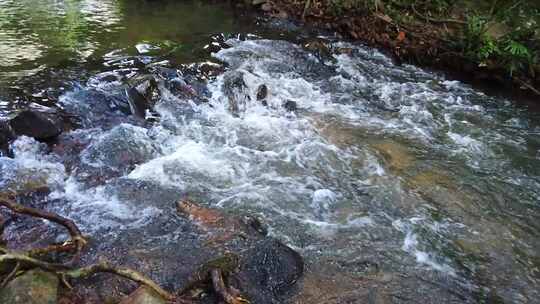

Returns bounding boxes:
[214,40,333,78]
[176,200,302,304]
[80,123,158,173]
[304,40,333,63]
[283,100,297,112]
[235,239,304,303]
[125,86,149,119]
[0,120,14,156]
[0,269,59,304]
[123,75,161,119]
[60,89,139,129]
[9,110,63,141]
[222,71,251,116]
[256,84,268,101]
[176,199,266,240]
[119,286,167,304]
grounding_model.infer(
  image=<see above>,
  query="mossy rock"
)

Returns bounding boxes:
[0,269,59,304]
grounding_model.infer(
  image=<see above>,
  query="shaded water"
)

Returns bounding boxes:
[2,1,540,303]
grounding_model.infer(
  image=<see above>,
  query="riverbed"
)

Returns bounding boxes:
[1,0,540,303]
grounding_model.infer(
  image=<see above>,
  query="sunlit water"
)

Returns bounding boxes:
[1,1,540,303]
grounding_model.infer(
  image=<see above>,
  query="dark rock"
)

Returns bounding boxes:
[60,89,140,129]
[0,120,14,156]
[0,269,59,304]
[222,71,250,116]
[80,123,158,173]
[304,39,333,63]
[256,84,268,101]
[9,110,63,140]
[235,239,304,303]
[125,86,149,119]
[283,100,297,112]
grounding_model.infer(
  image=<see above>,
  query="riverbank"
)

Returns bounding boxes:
[246,0,540,98]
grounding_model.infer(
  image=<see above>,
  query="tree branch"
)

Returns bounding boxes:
[0,194,87,264]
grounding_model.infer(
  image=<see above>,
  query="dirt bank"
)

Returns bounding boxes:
[246,0,540,99]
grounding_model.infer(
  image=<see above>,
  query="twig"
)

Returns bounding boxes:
[210,269,249,304]
[0,251,174,300]
[0,261,20,288]
[515,77,540,96]
[0,252,71,272]
[302,0,311,20]
[411,4,467,25]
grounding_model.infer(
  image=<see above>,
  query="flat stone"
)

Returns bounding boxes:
[119,286,167,304]
[0,269,59,304]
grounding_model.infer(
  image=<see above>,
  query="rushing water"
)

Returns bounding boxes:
[2,1,540,303]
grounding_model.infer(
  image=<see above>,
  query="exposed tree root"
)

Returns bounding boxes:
[0,193,86,264]
[0,250,174,300]
[0,194,251,303]
[62,261,175,301]
[210,269,250,304]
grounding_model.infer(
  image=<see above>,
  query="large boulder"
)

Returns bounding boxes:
[0,269,59,304]
[9,110,63,141]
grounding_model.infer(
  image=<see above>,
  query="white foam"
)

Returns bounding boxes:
[0,137,66,191]
[49,176,160,233]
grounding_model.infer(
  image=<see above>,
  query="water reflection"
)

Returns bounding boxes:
[0,0,241,84]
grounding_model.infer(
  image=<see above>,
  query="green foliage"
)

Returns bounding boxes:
[454,2,537,77]
[320,0,538,78]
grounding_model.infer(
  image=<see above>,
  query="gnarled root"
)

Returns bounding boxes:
[0,193,87,264]
[210,269,250,304]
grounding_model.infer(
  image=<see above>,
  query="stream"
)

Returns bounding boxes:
[1,0,540,303]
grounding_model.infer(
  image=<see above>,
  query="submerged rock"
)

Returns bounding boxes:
[236,239,304,303]
[81,123,158,173]
[125,86,149,119]
[0,269,59,304]
[256,84,268,101]
[9,110,63,141]
[176,200,303,304]
[283,100,297,112]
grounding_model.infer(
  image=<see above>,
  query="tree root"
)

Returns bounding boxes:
[0,194,251,303]
[0,250,174,300]
[210,269,249,304]
[62,261,175,301]
[0,193,87,264]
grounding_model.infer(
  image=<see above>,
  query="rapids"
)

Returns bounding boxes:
[1,1,540,303]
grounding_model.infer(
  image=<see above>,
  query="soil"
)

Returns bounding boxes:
[246,0,540,101]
